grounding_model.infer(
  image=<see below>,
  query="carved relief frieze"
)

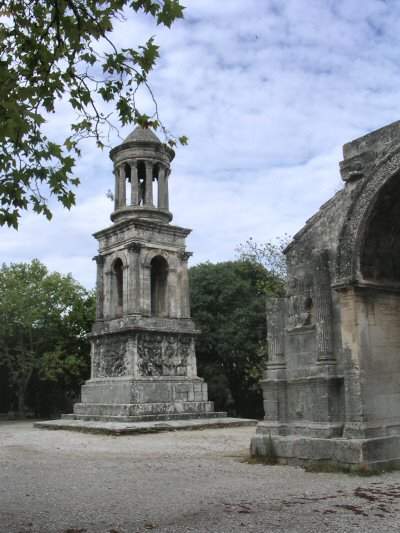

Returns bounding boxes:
[92,334,128,377]
[163,335,183,376]
[266,298,286,362]
[137,333,163,376]
[137,332,192,377]
[286,275,314,330]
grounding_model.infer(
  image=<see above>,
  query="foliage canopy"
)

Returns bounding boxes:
[0,0,186,228]
[0,259,95,414]
[190,260,271,418]
[236,235,289,295]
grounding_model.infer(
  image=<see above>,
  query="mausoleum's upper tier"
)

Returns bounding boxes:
[109,126,175,224]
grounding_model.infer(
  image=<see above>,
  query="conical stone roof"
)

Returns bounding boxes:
[122,126,161,144]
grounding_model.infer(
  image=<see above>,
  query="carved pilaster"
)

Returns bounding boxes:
[178,251,192,318]
[313,250,334,362]
[93,255,105,320]
[127,242,142,314]
[287,276,313,329]
[266,298,286,365]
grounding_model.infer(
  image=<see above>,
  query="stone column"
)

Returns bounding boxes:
[129,161,139,206]
[179,251,192,318]
[144,160,153,206]
[158,166,167,209]
[113,167,119,211]
[164,169,170,210]
[114,167,121,210]
[313,250,334,362]
[93,255,105,320]
[127,242,141,314]
[118,165,126,208]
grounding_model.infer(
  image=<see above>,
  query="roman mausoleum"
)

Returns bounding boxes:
[251,120,400,469]
[64,126,220,422]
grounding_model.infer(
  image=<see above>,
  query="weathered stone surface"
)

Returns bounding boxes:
[252,120,400,469]
[34,417,256,435]
[56,128,222,425]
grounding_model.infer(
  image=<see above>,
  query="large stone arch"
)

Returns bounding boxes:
[336,146,400,283]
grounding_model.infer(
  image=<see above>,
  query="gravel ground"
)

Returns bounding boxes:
[1,421,400,533]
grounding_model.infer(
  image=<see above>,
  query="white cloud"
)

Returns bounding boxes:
[2,0,400,287]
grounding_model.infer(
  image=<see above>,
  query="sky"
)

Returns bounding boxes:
[2,0,400,288]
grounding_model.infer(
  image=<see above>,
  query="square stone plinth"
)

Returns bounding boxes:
[34,417,257,435]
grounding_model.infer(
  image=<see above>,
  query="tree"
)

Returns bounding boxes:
[0,260,95,415]
[190,260,271,418]
[235,235,290,295]
[0,0,186,228]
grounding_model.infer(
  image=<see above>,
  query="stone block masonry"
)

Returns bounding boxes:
[251,120,400,470]
[37,127,228,427]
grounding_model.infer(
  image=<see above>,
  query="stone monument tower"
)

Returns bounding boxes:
[67,127,219,422]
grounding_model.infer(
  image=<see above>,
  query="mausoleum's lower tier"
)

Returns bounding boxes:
[64,376,221,422]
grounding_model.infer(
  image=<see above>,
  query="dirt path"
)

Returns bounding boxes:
[1,421,400,532]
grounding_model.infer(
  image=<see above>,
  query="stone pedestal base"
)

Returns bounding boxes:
[35,416,257,435]
[251,422,400,470]
[65,376,223,423]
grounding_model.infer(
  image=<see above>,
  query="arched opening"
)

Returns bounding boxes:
[355,172,400,433]
[360,173,400,283]
[112,258,124,317]
[137,161,146,206]
[151,255,168,316]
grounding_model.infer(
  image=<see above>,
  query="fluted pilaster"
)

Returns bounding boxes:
[313,250,334,362]
[93,255,105,320]
[266,298,286,365]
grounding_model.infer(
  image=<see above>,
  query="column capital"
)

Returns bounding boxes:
[92,255,105,265]
[115,163,125,173]
[178,251,193,262]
